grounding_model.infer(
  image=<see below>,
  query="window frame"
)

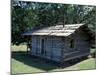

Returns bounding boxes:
[69,39,74,48]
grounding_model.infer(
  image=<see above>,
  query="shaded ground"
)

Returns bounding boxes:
[12,51,58,71]
[11,45,96,74]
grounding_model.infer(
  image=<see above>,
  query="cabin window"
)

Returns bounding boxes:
[69,39,74,48]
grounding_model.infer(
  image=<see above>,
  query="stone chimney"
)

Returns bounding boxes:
[63,14,65,27]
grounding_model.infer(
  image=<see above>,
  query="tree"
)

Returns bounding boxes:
[11,1,96,45]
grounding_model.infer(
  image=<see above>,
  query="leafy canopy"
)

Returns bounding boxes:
[12,1,96,45]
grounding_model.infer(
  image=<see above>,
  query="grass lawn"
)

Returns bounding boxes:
[11,45,96,74]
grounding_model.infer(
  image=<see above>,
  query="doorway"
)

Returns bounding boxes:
[41,38,45,55]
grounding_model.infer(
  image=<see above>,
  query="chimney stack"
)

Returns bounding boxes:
[63,13,65,27]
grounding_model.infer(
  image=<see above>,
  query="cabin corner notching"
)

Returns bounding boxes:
[23,24,91,62]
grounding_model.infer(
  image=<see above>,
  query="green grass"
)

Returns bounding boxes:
[11,45,96,74]
[12,59,44,74]
[11,45,27,51]
[91,48,96,53]
[77,58,96,69]
[51,58,96,71]
[11,51,58,74]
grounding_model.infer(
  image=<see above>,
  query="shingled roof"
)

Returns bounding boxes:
[23,24,84,37]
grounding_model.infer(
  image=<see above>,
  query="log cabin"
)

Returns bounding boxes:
[23,24,91,63]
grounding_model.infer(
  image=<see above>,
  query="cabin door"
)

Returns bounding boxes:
[41,38,45,55]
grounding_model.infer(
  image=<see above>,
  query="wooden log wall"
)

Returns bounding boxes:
[63,29,90,61]
[31,36,63,62]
